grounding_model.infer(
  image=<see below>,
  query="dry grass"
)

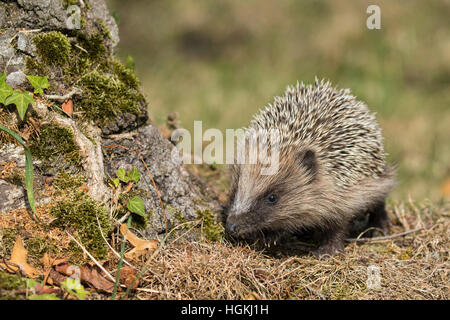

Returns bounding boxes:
[0,197,448,300]
[134,200,449,300]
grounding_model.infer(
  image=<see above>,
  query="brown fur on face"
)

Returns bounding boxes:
[225,144,395,255]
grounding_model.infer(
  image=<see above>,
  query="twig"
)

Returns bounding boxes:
[117,212,131,225]
[345,226,432,243]
[66,231,119,285]
[45,88,82,101]
[96,214,135,269]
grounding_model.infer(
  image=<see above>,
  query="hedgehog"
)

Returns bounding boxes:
[224,79,395,256]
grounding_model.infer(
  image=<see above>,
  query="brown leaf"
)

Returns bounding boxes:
[0,236,40,278]
[80,265,115,293]
[41,253,67,268]
[120,223,159,260]
[54,262,115,293]
[62,99,73,116]
[119,266,138,290]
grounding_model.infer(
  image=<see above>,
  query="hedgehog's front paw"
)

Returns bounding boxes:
[312,242,344,258]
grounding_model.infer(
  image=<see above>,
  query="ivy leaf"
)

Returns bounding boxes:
[116,168,128,183]
[5,91,34,120]
[60,278,90,300]
[26,75,49,95]
[128,167,141,183]
[127,196,146,218]
[0,81,13,105]
[112,178,120,188]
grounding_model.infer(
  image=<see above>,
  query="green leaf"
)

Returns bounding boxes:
[5,91,34,120]
[0,72,5,83]
[0,81,13,105]
[116,168,128,183]
[61,278,90,300]
[0,125,37,218]
[127,196,146,218]
[128,167,141,183]
[25,278,38,289]
[29,293,61,300]
[26,75,49,95]
[112,178,120,188]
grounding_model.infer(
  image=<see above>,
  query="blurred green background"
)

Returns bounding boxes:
[105,0,450,201]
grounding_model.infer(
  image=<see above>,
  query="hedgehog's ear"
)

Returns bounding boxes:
[299,149,318,177]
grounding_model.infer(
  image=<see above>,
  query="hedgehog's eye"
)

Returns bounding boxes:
[266,193,278,204]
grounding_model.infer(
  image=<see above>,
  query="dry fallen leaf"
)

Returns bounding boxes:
[0,236,40,278]
[120,223,159,260]
[62,99,73,116]
[119,266,139,290]
[80,265,115,293]
[55,262,114,293]
[41,253,68,269]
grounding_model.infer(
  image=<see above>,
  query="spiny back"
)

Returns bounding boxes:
[249,79,387,189]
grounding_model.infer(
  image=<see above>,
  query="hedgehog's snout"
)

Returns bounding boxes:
[225,213,241,237]
[225,220,238,235]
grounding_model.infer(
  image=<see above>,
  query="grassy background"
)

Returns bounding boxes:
[106,0,450,201]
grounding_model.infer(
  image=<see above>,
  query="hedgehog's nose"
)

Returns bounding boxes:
[226,221,238,235]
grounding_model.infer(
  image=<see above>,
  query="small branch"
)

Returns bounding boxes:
[117,212,131,226]
[66,231,121,286]
[345,226,432,243]
[96,214,135,269]
[45,88,82,102]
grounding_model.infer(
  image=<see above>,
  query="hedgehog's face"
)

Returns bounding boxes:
[225,148,320,241]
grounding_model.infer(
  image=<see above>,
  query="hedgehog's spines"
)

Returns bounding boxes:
[249,78,388,189]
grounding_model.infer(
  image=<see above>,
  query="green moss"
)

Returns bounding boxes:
[25,57,49,78]
[77,32,107,63]
[0,272,26,291]
[111,57,140,89]
[0,228,17,256]
[50,191,112,259]
[62,0,80,8]
[97,19,112,41]
[53,170,86,191]
[77,71,141,124]
[25,237,58,264]
[26,28,146,126]
[169,206,187,224]
[197,208,224,242]
[33,31,71,66]
[29,124,81,169]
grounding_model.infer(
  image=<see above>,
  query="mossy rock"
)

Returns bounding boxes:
[50,191,112,260]
[53,170,86,192]
[26,30,148,130]
[33,31,71,67]
[29,123,82,173]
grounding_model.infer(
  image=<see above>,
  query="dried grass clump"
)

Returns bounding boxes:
[136,200,449,300]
